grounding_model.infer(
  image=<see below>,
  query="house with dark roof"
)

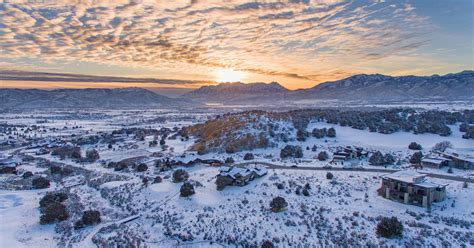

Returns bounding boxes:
[217,165,268,186]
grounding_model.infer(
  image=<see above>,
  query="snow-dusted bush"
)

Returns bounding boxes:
[270,197,287,212]
[32,176,50,189]
[376,216,403,238]
[40,202,69,224]
[180,182,195,197]
[409,151,423,164]
[244,153,255,160]
[172,169,189,183]
[326,172,334,180]
[317,151,329,161]
[408,142,422,150]
[75,210,101,229]
[135,163,148,172]
[86,149,100,162]
[216,175,233,191]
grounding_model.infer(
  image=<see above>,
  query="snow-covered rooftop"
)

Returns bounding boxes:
[383,170,425,184]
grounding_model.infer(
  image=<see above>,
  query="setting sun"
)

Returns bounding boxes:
[215,68,245,83]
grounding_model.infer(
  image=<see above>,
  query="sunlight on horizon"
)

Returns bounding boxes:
[215,68,246,83]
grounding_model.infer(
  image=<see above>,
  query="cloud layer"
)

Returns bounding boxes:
[0,1,444,88]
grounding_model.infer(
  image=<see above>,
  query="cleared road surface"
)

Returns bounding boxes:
[235,161,474,183]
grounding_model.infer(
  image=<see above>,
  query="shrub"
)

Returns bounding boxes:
[216,176,233,191]
[317,151,329,161]
[172,169,189,183]
[22,171,33,179]
[180,182,195,197]
[376,216,403,238]
[39,192,68,212]
[243,153,254,160]
[32,177,50,189]
[136,163,148,172]
[82,210,101,225]
[384,154,396,165]
[153,176,162,183]
[40,202,68,224]
[276,183,284,190]
[326,172,334,180]
[75,210,101,229]
[270,196,287,212]
[408,142,422,150]
[409,151,423,164]
[369,151,385,165]
[85,149,100,162]
[296,129,307,141]
[261,240,275,248]
[225,157,235,164]
[327,127,336,138]
[302,189,310,196]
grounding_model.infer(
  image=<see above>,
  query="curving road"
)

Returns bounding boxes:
[234,161,474,183]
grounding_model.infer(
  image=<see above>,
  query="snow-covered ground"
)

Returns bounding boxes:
[0,108,473,247]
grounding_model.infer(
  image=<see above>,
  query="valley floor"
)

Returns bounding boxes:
[0,108,473,247]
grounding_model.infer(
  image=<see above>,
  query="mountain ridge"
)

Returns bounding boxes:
[0,87,183,111]
[184,70,474,104]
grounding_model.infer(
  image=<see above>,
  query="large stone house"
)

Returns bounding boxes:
[379,170,447,208]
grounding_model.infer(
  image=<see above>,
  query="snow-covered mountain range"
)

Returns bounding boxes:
[184,71,474,104]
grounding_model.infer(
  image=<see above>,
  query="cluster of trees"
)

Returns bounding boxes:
[277,108,472,137]
[312,127,336,139]
[460,123,474,139]
[50,164,73,176]
[39,192,69,224]
[280,145,303,159]
[369,151,396,166]
[51,146,81,160]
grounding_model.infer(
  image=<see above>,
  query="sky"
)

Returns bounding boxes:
[0,0,473,90]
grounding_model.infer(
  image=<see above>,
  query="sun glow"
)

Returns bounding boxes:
[215,68,245,83]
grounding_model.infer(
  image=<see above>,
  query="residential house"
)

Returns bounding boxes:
[421,156,451,169]
[379,170,447,208]
[332,146,368,162]
[217,165,268,186]
[437,151,474,170]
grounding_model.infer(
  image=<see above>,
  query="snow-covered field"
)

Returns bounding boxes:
[0,108,473,247]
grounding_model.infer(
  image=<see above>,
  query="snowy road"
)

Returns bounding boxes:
[235,161,474,183]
